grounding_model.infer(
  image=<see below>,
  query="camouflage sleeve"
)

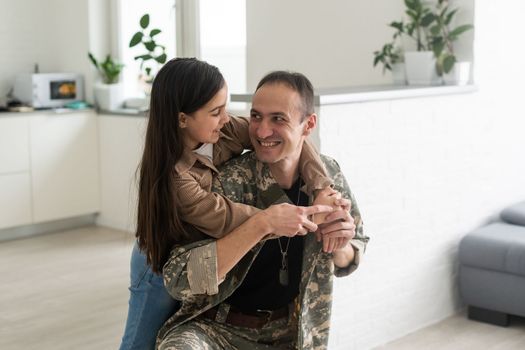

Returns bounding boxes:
[212,154,256,204]
[186,242,220,295]
[163,238,259,306]
[163,239,218,300]
[322,156,370,278]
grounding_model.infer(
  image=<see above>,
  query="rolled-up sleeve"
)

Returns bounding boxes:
[187,242,220,295]
[163,239,218,300]
[334,239,366,277]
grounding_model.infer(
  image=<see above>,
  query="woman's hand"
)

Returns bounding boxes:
[261,203,334,237]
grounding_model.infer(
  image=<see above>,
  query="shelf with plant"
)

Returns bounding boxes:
[373,0,473,86]
[430,0,474,76]
[88,53,124,84]
[88,53,125,110]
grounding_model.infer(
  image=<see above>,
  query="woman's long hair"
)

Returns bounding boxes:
[136,57,225,273]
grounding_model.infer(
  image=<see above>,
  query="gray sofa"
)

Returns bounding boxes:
[459,201,525,326]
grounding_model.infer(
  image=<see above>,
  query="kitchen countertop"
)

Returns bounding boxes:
[0,107,96,117]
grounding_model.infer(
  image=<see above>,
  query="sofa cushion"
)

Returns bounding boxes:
[459,222,525,277]
[501,201,525,226]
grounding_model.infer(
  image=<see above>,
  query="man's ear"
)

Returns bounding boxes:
[179,112,187,128]
[302,113,317,136]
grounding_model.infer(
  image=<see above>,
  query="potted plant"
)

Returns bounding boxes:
[129,13,168,93]
[401,0,441,85]
[88,53,124,111]
[374,0,473,86]
[373,22,406,85]
[430,0,474,85]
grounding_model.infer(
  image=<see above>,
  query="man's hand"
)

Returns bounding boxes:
[315,196,356,253]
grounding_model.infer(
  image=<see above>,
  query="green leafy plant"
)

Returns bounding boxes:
[430,0,474,75]
[373,43,403,73]
[373,0,473,76]
[129,14,168,79]
[403,0,435,51]
[88,53,124,84]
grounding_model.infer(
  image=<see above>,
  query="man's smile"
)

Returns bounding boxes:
[257,139,281,147]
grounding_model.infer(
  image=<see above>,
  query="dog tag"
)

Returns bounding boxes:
[279,268,289,286]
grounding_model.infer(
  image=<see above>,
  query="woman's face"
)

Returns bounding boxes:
[180,85,230,150]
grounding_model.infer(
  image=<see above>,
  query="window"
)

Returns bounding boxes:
[199,0,246,95]
[116,0,246,102]
[117,0,176,98]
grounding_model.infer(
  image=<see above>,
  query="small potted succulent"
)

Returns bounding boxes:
[88,53,125,110]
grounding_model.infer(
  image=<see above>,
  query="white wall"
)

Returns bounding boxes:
[0,0,110,103]
[316,1,525,349]
[246,0,404,90]
[246,0,475,91]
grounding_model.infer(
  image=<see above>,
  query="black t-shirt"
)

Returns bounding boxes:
[225,177,308,312]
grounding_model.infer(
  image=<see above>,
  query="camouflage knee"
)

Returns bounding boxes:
[157,321,225,350]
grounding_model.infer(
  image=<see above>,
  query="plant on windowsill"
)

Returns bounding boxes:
[373,21,405,85]
[373,0,473,86]
[88,53,125,111]
[399,0,440,85]
[430,0,473,85]
[129,13,168,91]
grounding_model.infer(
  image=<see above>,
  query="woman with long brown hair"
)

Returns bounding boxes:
[119,58,333,350]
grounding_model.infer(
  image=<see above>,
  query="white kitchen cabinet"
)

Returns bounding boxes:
[30,111,100,223]
[0,116,32,230]
[0,173,32,229]
[96,115,147,232]
[0,117,30,173]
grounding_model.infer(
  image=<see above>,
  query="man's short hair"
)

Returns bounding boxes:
[256,71,315,119]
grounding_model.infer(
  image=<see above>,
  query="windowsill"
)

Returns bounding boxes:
[230,84,478,106]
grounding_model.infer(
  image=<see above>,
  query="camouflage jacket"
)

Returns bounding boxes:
[157,152,369,349]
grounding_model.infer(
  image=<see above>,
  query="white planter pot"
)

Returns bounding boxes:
[404,51,442,86]
[94,83,123,111]
[443,61,471,86]
[391,63,406,85]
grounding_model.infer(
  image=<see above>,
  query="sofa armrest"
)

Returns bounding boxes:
[501,201,525,226]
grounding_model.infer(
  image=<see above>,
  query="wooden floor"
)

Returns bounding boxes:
[1,226,524,350]
[376,313,525,350]
[0,226,135,350]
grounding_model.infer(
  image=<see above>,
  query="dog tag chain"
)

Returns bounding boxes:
[277,178,302,287]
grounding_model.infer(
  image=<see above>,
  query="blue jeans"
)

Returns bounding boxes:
[119,242,181,350]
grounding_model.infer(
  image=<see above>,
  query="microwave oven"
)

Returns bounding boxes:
[13,73,85,108]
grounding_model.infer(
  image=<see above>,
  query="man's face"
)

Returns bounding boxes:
[249,83,315,165]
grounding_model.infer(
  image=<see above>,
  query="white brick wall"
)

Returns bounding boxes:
[323,2,525,349]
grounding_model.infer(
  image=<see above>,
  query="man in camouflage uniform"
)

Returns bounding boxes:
[156,72,369,350]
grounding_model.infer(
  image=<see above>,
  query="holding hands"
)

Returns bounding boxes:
[262,203,334,237]
[313,187,357,253]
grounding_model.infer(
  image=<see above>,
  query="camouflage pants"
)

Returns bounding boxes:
[157,315,295,350]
